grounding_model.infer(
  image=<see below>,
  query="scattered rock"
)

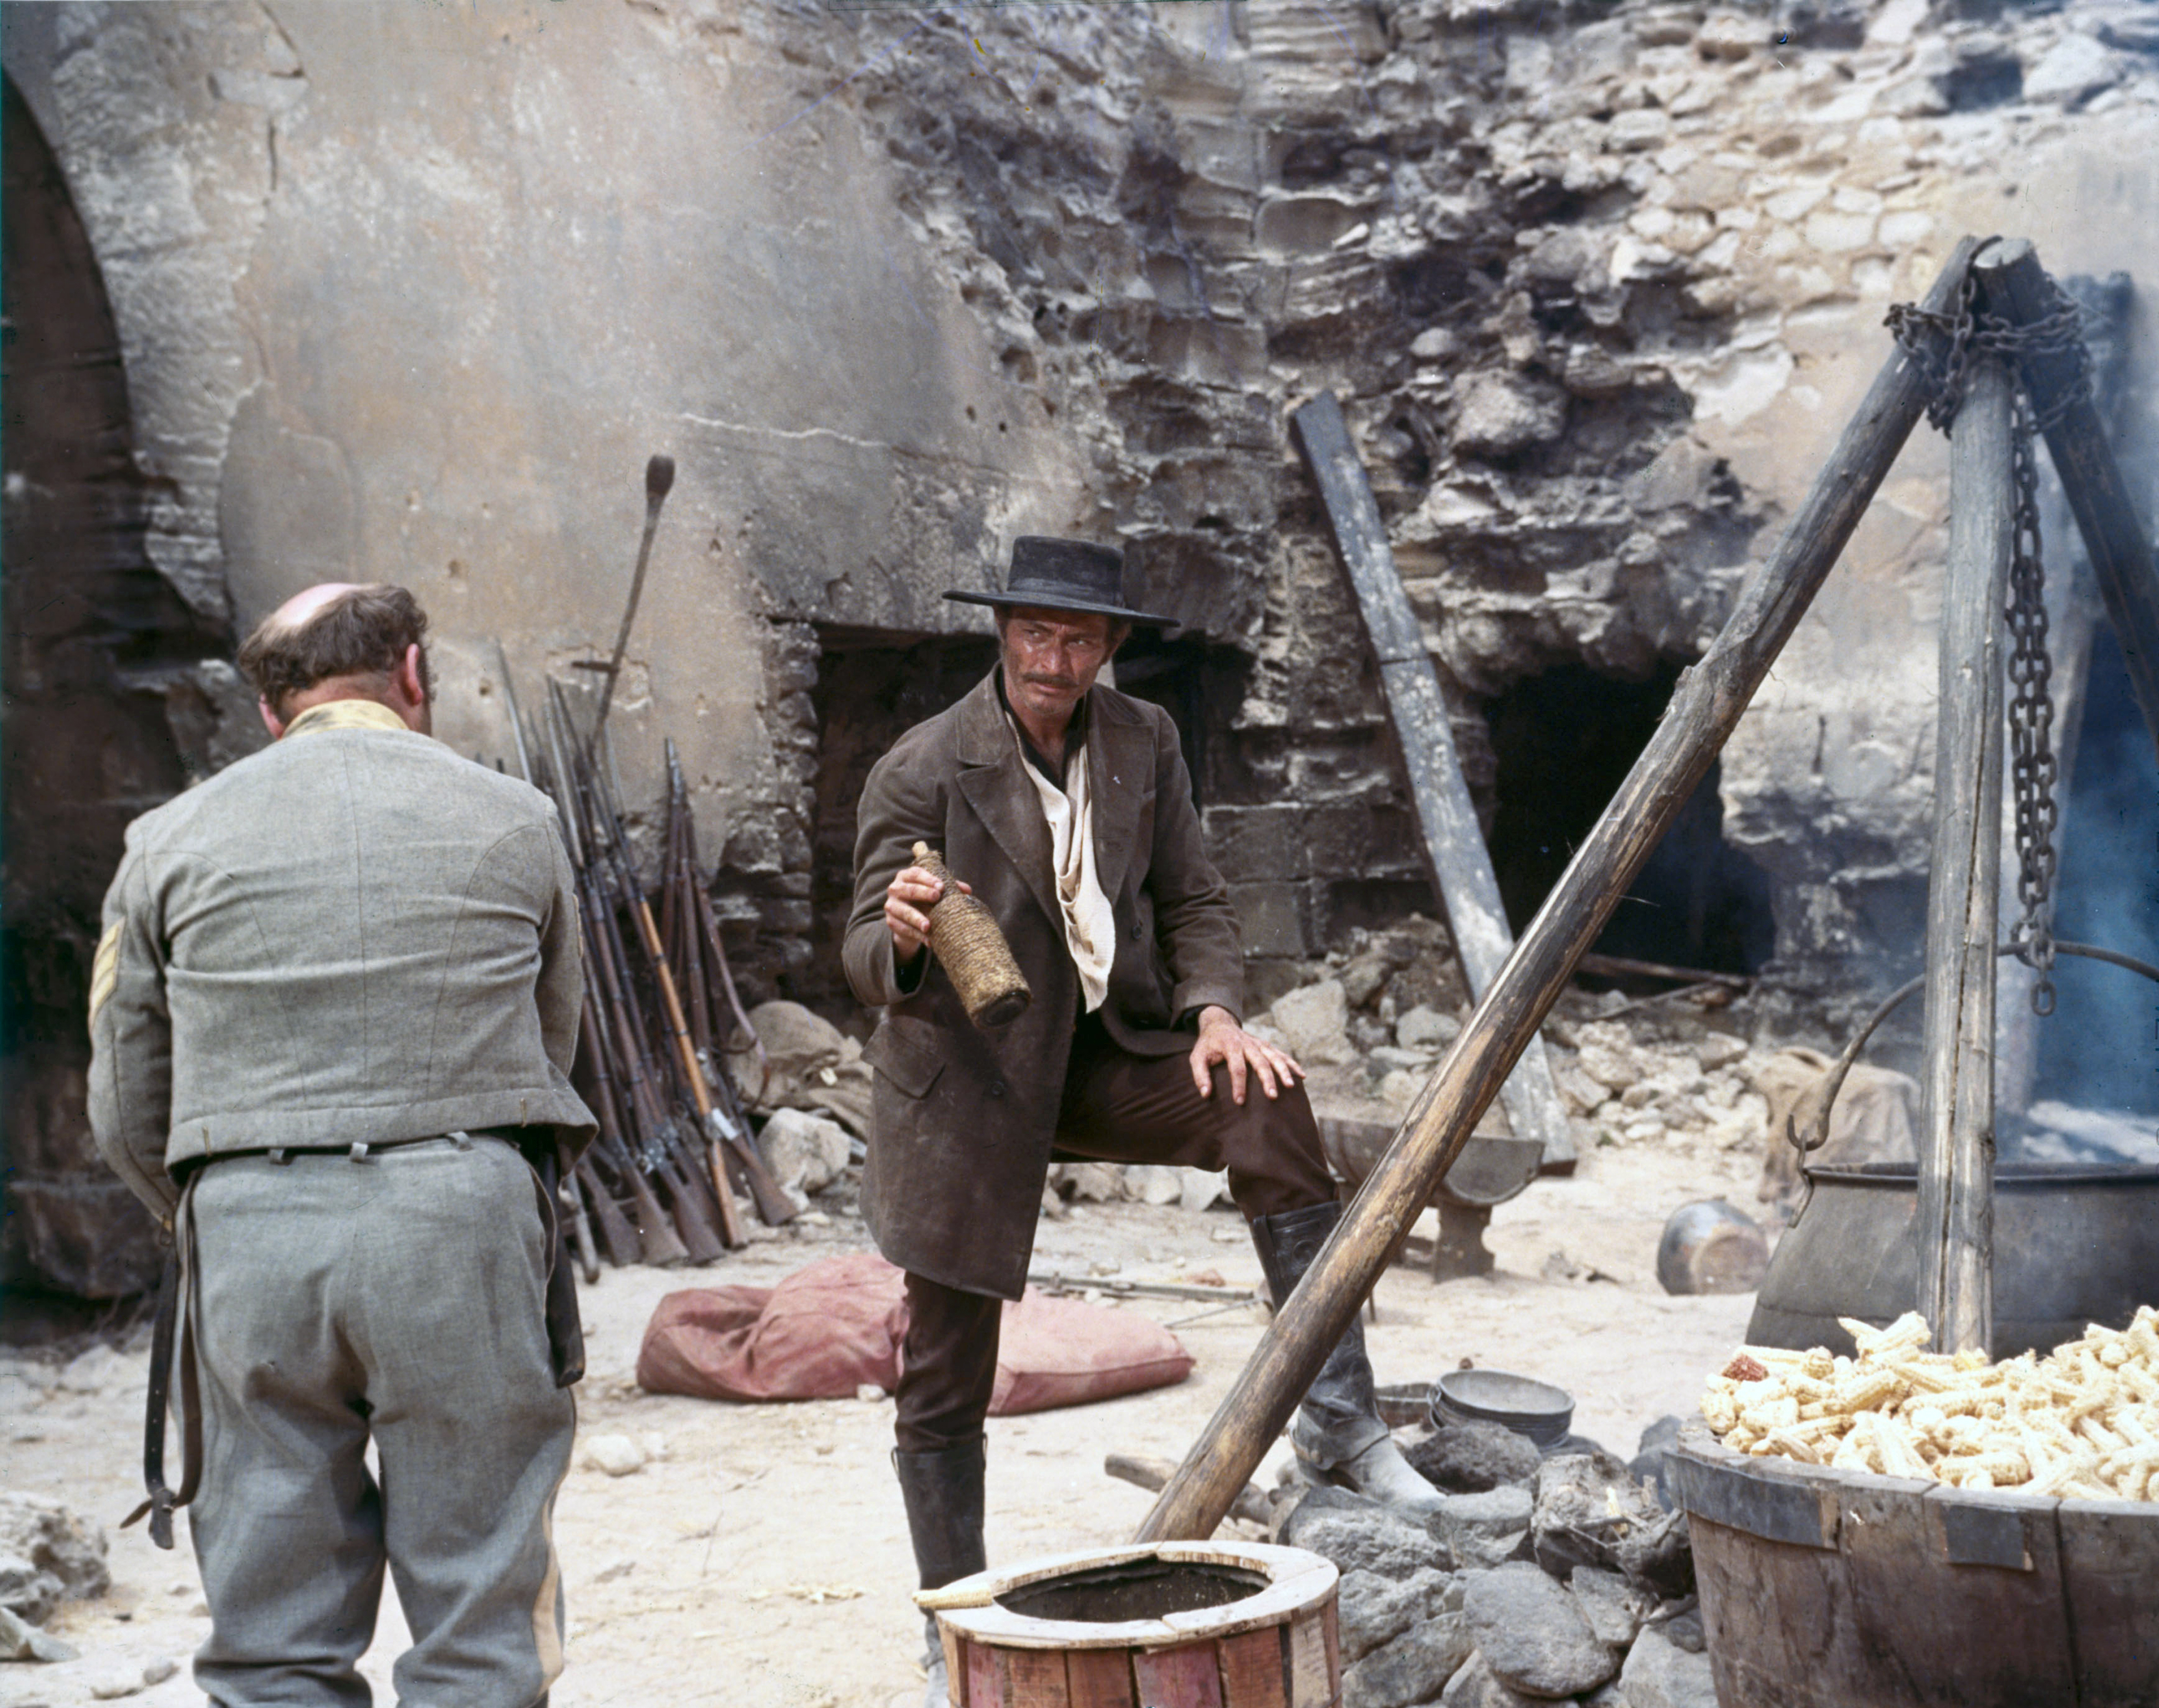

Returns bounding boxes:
[1439,1653,1543,1708]
[1619,1625,1719,1708]
[88,1670,146,1701]
[143,1658,180,1686]
[1345,1582,1473,1708]
[757,1108,853,1209]
[1404,1422,1542,1495]
[1338,1565,1454,1665]
[594,1557,637,1584]
[1430,1486,1534,1570]
[1278,1486,1452,1580]
[1630,1415,1685,1511]
[0,1601,76,1661]
[1532,1451,1669,1582]
[54,1344,137,1395]
[1341,953,1394,1009]
[1569,1565,1653,1649]
[0,1552,64,1624]
[583,1434,647,1478]
[1127,1164,1186,1207]
[1394,1006,1460,1052]
[1452,372,1568,457]
[1269,980,1357,1066]
[1659,1603,1706,1654]
[1049,1162,1124,1204]
[2023,32,2122,106]
[1462,1562,1618,1698]
[0,1492,109,1606]
[1179,1167,1230,1212]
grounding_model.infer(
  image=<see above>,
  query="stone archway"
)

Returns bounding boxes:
[2,75,230,1305]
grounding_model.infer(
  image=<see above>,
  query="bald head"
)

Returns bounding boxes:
[238,583,434,738]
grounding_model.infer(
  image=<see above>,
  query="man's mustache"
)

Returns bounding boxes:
[1021,674,1081,692]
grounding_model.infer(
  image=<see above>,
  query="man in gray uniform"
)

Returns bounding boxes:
[89,582,594,1708]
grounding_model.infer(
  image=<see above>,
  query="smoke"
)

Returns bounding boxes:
[2035,622,2159,1117]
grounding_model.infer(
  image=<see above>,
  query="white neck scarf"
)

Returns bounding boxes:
[1009,714,1116,1013]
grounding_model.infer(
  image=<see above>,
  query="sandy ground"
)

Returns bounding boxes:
[1,1132,1763,1708]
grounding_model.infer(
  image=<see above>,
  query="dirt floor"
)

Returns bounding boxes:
[1,1130,1763,1708]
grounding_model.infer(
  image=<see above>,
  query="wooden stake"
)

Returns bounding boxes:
[1292,390,1574,1170]
[1133,238,1983,1545]
[1918,354,2013,1356]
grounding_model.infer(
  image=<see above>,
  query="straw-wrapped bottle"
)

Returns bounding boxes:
[912,842,1032,1029]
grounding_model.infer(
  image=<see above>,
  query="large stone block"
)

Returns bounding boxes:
[1229,881,1310,958]
[1206,804,1308,882]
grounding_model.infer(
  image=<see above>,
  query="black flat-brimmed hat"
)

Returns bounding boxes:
[945,536,1178,631]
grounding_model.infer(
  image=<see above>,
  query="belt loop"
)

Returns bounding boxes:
[267,1147,290,1166]
[448,1130,474,1151]
[348,1142,372,1164]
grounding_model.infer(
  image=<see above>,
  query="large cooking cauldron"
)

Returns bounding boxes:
[1749,1161,2159,1358]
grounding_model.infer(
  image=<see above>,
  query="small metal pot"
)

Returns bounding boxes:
[1748,1161,2159,1358]
[1430,1369,1575,1448]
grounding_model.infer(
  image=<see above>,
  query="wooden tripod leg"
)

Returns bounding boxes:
[1133,237,1984,1545]
[1917,354,2014,1356]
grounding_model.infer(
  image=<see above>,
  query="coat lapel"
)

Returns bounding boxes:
[954,674,1060,936]
[1087,691,1153,905]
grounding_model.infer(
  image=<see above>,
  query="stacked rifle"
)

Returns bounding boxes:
[499,662,794,1274]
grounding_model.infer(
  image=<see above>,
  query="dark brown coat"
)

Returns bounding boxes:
[843,670,1243,1297]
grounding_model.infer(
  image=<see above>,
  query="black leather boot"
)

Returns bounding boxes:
[893,1439,986,1708]
[1252,1201,1444,1516]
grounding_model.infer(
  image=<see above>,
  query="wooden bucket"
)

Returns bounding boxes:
[1675,1422,2158,1706]
[920,1541,1340,1707]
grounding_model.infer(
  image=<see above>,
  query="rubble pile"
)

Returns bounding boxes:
[1276,1422,1711,1708]
[0,1488,109,1663]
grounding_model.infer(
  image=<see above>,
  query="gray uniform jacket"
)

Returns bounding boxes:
[88,699,596,1220]
[842,671,1243,1298]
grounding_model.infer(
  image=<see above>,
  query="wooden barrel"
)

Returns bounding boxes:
[1674,1422,2158,1706]
[921,1541,1340,1707]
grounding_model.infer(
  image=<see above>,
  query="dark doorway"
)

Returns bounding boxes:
[3,76,228,1305]
[2036,622,2159,1114]
[799,626,999,1018]
[1484,661,1776,975]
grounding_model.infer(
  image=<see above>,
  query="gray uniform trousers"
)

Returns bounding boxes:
[186,1137,574,1708]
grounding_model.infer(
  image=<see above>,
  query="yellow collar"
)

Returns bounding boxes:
[283,700,415,739]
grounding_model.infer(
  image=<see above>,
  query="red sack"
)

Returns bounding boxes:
[636,1251,1193,1414]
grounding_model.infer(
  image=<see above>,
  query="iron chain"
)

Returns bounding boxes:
[1885,261,2092,1015]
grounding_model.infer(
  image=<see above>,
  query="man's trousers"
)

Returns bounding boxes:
[186,1137,576,1708]
[895,1013,1334,1452]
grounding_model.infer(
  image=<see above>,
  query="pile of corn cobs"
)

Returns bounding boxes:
[1700,1305,2159,1500]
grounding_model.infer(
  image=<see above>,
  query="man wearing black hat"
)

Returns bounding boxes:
[843,537,1444,1702]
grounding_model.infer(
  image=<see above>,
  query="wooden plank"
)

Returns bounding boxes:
[965,1639,1006,1708]
[1213,1628,1291,1708]
[1920,354,2017,1349]
[1292,390,1574,1170]
[2056,1496,2159,1708]
[1132,1641,1225,1708]
[1917,353,2013,1355]
[1691,1515,1856,1708]
[1065,1648,1138,1708]
[1135,238,1984,1545]
[1004,1647,1069,1708]
[1975,239,2159,762]
[940,1625,967,1706]
[1835,1476,2074,1705]
[1283,1610,1334,1708]
[1671,1440,1837,1550]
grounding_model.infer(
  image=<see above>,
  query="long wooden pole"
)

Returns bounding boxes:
[1975,240,2159,762]
[1292,392,1574,1170]
[1135,237,1982,1544]
[1917,355,2013,1356]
